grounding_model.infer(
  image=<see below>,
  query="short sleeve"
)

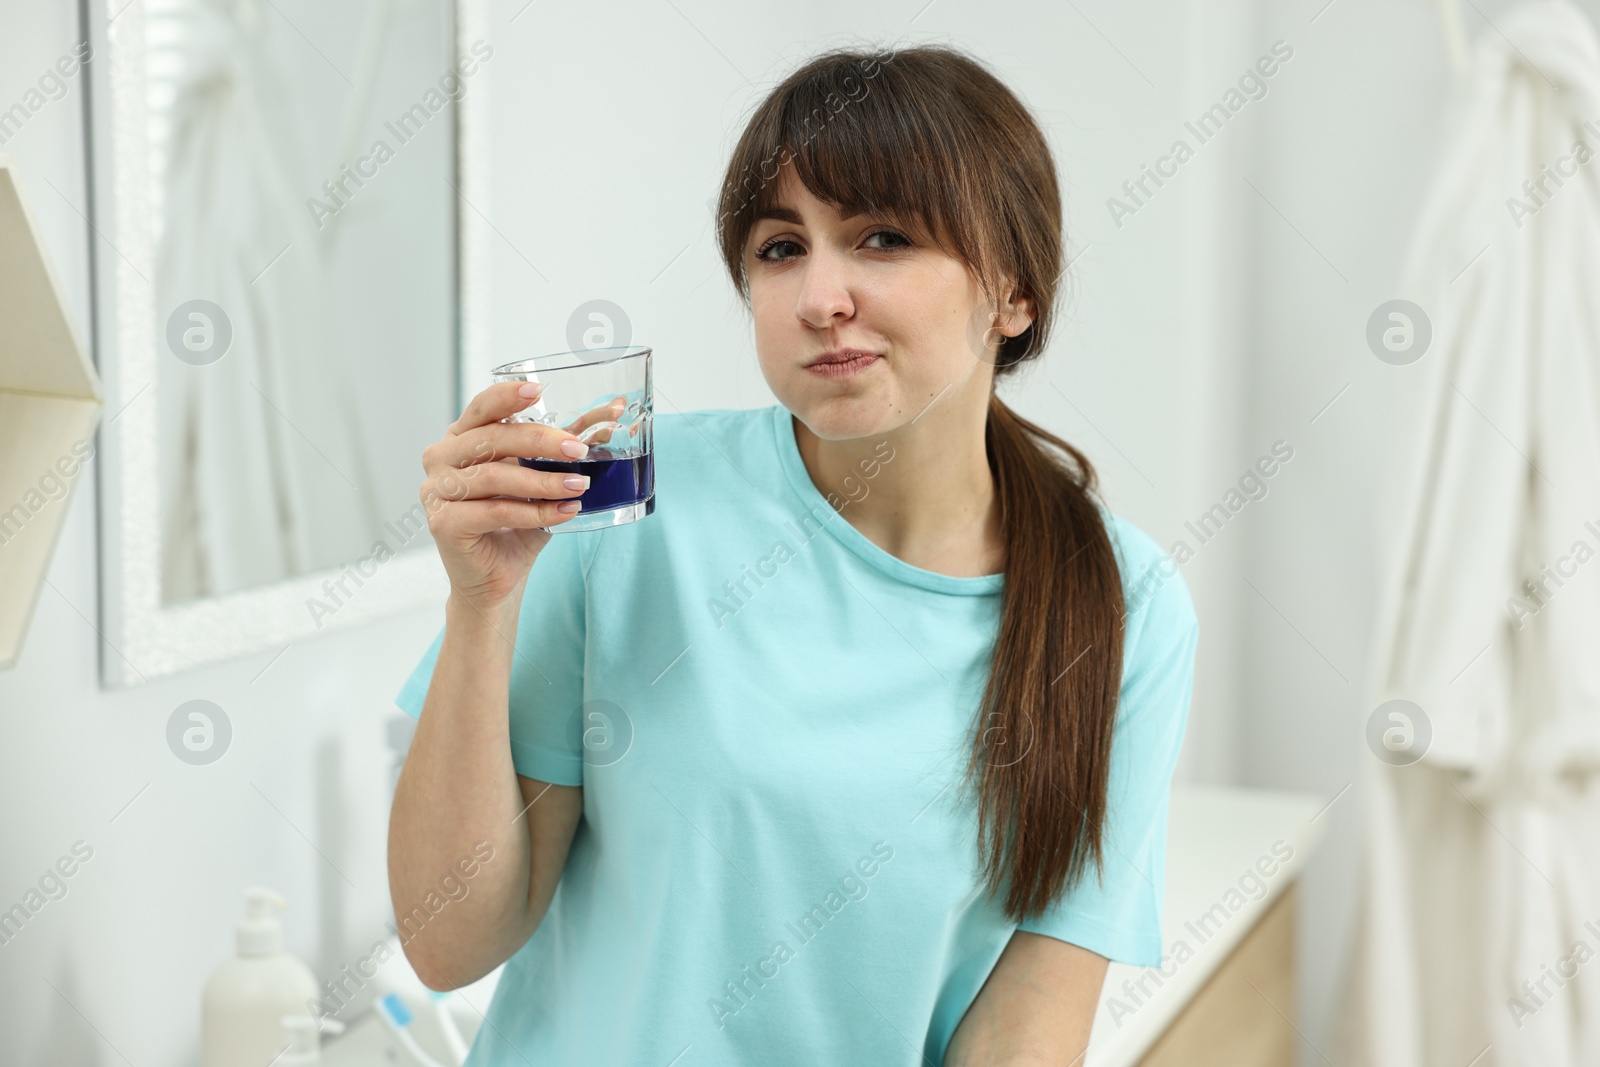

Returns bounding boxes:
[1014,538,1198,967]
[393,529,595,787]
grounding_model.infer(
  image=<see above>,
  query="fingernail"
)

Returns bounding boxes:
[518,382,543,398]
[557,500,582,513]
[560,439,589,459]
[562,475,590,490]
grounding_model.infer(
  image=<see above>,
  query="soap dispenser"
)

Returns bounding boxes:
[201,887,320,1067]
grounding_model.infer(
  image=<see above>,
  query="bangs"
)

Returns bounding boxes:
[719,49,1001,297]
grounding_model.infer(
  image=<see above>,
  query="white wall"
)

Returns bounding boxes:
[0,0,1509,1062]
[1244,0,1494,1056]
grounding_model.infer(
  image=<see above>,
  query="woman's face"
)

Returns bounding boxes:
[744,168,1031,440]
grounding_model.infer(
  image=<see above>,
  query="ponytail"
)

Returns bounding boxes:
[964,396,1125,920]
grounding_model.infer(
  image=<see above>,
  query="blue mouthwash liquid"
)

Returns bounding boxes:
[520,446,653,514]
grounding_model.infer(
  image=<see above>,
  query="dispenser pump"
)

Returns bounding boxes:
[237,887,286,956]
[278,1014,320,1064]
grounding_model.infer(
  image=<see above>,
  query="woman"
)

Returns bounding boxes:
[389,43,1198,1066]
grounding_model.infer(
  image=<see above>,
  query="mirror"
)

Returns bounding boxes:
[87,0,491,685]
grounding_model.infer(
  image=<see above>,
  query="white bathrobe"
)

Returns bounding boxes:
[1347,2,1600,1065]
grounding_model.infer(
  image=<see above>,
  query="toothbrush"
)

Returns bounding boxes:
[428,989,470,1066]
[374,992,449,1067]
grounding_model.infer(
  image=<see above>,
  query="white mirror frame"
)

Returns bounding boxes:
[85,0,489,687]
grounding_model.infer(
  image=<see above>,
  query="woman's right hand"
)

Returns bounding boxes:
[420,381,593,613]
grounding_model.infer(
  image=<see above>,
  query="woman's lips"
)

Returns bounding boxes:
[804,353,881,378]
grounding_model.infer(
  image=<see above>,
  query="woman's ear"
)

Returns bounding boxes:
[967,275,1037,365]
[994,283,1035,339]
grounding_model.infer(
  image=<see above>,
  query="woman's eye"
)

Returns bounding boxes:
[755,229,909,261]
[755,239,802,262]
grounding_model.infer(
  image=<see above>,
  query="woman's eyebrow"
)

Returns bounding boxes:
[754,205,872,226]
[754,206,804,224]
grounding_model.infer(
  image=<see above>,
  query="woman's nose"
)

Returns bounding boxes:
[794,250,855,328]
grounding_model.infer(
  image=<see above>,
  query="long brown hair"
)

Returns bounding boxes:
[715,44,1128,922]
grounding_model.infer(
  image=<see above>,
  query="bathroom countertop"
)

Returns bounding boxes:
[323,784,1327,1066]
[1085,783,1327,1067]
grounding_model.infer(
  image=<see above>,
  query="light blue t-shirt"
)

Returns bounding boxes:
[395,402,1198,1067]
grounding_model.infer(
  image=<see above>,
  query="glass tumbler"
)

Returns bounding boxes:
[491,345,654,533]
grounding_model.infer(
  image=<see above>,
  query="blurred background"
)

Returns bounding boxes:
[2,0,1597,1064]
